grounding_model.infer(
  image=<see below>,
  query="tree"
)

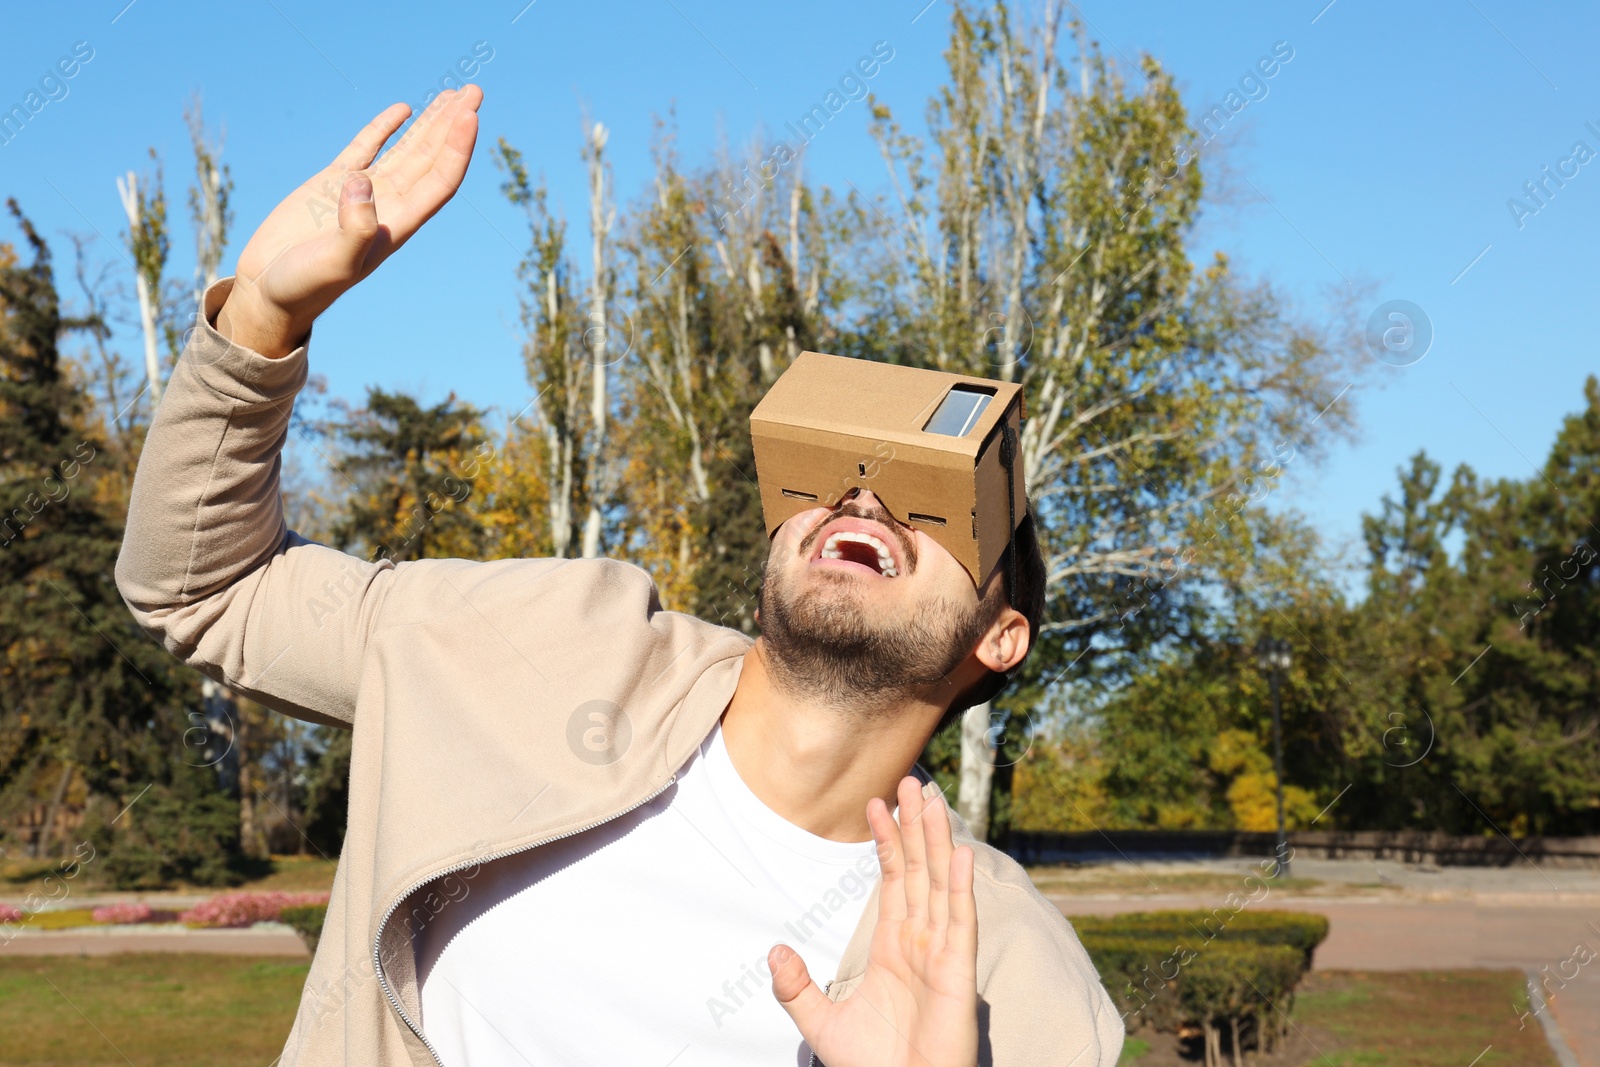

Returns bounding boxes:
[1053,378,1600,836]
[496,138,595,560]
[330,388,489,564]
[0,203,239,884]
[184,93,232,310]
[616,120,843,630]
[856,2,1359,839]
[115,151,172,410]
[581,116,617,559]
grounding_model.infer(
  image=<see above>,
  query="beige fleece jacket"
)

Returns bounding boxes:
[114,278,1124,1067]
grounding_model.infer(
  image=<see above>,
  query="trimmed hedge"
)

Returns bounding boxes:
[279,903,326,955]
[1073,909,1329,967]
[1072,910,1330,1067]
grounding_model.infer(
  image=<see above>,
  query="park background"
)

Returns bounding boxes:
[3,1,1600,1065]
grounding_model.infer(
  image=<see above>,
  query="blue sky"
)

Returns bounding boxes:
[3,0,1597,579]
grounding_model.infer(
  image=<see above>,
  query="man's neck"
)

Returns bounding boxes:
[718,641,946,842]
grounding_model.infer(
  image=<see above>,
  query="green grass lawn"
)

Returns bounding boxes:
[236,856,339,893]
[1294,970,1554,1067]
[0,954,307,1067]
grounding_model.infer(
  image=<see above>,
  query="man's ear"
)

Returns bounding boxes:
[975,605,1029,675]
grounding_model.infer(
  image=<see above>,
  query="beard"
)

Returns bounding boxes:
[757,550,991,717]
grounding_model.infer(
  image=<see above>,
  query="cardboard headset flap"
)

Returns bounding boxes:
[749,351,1026,584]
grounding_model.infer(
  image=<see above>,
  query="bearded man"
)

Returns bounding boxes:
[116,85,1121,1067]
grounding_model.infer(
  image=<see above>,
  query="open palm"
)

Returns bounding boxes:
[770,777,979,1067]
[220,86,481,357]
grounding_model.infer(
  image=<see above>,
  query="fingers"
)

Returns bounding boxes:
[768,944,832,1040]
[922,785,955,935]
[334,103,412,172]
[898,777,930,923]
[947,844,978,963]
[378,89,456,170]
[380,85,480,193]
[868,796,906,924]
[405,94,480,214]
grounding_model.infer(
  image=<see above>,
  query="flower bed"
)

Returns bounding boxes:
[92,902,153,924]
[181,891,331,928]
[0,903,22,922]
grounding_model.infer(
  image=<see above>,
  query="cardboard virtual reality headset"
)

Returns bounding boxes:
[749,351,1026,584]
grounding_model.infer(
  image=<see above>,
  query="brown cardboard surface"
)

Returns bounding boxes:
[749,351,1026,582]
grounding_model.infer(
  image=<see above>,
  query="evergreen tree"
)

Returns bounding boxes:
[330,387,489,563]
[0,202,240,884]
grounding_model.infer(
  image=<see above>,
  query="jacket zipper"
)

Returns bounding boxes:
[372,774,680,1067]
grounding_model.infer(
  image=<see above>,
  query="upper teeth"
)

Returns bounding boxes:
[821,531,898,576]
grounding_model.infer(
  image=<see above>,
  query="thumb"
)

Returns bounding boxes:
[333,173,379,273]
[769,944,832,1040]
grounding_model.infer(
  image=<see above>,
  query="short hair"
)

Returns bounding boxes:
[937,507,1046,732]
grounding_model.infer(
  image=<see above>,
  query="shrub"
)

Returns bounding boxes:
[279,903,327,954]
[181,891,329,928]
[91,902,153,924]
[1073,909,1329,968]
[1074,909,1330,1067]
[1080,934,1191,1032]
[84,774,244,890]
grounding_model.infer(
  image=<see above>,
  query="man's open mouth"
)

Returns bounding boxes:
[812,524,902,577]
[821,530,899,577]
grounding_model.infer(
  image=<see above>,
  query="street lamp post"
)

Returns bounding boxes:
[1254,636,1292,879]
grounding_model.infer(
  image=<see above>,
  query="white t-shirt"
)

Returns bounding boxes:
[414,725,882,1066]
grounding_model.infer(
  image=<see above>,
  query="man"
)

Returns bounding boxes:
[116,86,1121,1067]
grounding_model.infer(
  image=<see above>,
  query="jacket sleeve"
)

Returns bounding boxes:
[978,877,1126,1066]
[114,277,396,729]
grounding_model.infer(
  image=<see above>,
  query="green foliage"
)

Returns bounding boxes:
[614,123,839,630]
[1080,376,1600,835]
[86,771,243,890]
[0,204,242,886]
[279,902,326,953]
[124,150,169,306]
[299,726,351,857]
[330,387,487,563]
[1075,909,1325,1049]
[493,137,594,560]
[1073,909,1329,968]
[868,6,1358,835]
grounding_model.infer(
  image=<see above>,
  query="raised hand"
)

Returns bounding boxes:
[217,86,483,359]
[770,777,979,1067]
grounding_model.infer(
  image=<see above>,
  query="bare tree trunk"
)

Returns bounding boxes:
[543,267,576,558]
[958,702,994,841]
[185,93,231,310]
[582,119,613,559]
[38,762,74,859]
[116,171,164,408]
[236,696,270,861]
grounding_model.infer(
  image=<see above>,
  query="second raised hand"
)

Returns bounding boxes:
[218,86,483,360]
[769,776,980,1067]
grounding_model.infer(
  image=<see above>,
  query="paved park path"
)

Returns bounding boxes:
[3,923,307,956]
